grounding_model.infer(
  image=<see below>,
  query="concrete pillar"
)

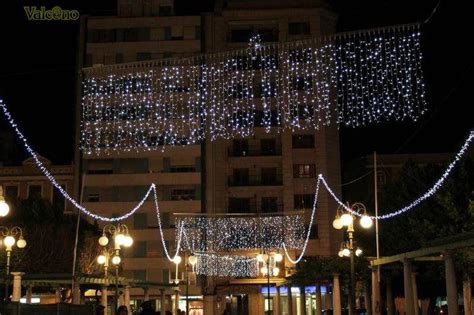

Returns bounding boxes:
[371,267,381,315]
[174,290,180,315]
[288,285,294,315]
[55,288,61,303]
[204,295,215,315]
[72,280,81,304]
[364,281,372,315]
[101,286,108,314]
[315,283,322,315]
[463,276,472,315]
[160,289,166,315]
[403,260,415,315]
[386,278,394,315]
[411,273,419,315]
[26,285,33,304]
[124,286,131,314]
[249,293,264,314]
[333,274,342,315]
[143,287,150,302]
[444,251,458,315]
[275,286,281,315]
[11,272,24,302]
[300,286,307,315]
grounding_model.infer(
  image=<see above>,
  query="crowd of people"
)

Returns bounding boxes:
[95,301,187,315]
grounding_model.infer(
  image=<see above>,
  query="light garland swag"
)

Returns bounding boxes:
[1,100,473,272]
[81,24,426,153]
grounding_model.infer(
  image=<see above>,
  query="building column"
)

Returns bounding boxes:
[143,287,150,302]
[445,251,459,315]
[403,260,415,315]
[55,288,62,303]
[101,286,108,314]
[160,289,166,315]
[386,278,394,315]
[364,281,372,315]
[411,273,419,315]
[124,286,131,314]
[72,280,81,305]
[174,290,180,315]
[288,285,294,315]
[300,286,307,315]
[26,285,33,304]
[275,286,281,315]
[333,274,342,315]
[11,272,24,302]
[463,276,472,315]
[315,283,322,315]
[204,295,215,315]
[371,267,380,315]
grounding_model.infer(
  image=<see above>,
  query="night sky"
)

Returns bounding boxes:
[0,0,471,165]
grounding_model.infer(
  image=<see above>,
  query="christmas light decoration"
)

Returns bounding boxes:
[177,213,305,252]
[194,252,259,278]
[81,24,426,153]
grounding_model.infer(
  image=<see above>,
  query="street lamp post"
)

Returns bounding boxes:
[258,252,283,315]
[0,226,27,300]
[97,223,133,314]
[333,203,372,315]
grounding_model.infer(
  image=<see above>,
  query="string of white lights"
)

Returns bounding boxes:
[319,130,474,220]
[282,176,322,264]
[81,25,426,153]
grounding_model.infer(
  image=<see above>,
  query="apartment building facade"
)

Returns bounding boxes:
[77,0,343,314]
[78,0,204,312]
[202,1,341,314]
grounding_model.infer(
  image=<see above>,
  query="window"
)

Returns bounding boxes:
[87,194,99,202]
[169,166,196,173]
[115,53,124,64]
[87,29,115,43]
[86,159,113,174]
[261,139,277,155]
[230,28,253,43]
[261,168,278,185]
[137,52,151,61]
[161,213,170,228]
[232,139,248,156]
[261,197,278,213]
[294,194,315,209]
[133,270,147,281]
[377,170,387,185]
[288,22,310,35]
[133,241,147,258]
[134,213,148,229]
[28,185,42,199]
[4,185,18,201]
[292,135,314,149]
[232,169,249,186]
[159,5,172,16]
[164,27,171,40]
[230,27,278,43]
[229,198,250,213]
[162,269,170,283]
[293,164,316,178]
[117,158,149,174]
[171,189,195,201]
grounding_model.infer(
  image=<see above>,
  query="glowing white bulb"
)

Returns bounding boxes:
[360,216,373,229]
[111,255,121,265]
[123,235,133,247]
[274,253,283,262]
[16,237,27,249]
[338,250,344,257]
[98,235,109,246]
[4,236,15,247]
[115,234,126,246]
[261,266,268,275]
[342,248,350,257]
[340,214,353,226]
[97,255,107,265]
[188,255,197,266]
[332,218,343,230]
[173,255,182,264]
[0,200,9,217]
[257,254,264,262]
[355,248,363,256]
[272,267,280,276]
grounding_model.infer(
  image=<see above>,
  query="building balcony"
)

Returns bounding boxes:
[228,174,282,187]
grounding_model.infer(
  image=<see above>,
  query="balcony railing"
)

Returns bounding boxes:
[228,174,283,186]
[228,203,284,213]
[228,146,282,157]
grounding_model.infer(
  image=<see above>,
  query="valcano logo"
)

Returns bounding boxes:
[24,6,80,21]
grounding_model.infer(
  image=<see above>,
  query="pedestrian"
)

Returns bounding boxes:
[139,301,155,315]
[117,305,128,315]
